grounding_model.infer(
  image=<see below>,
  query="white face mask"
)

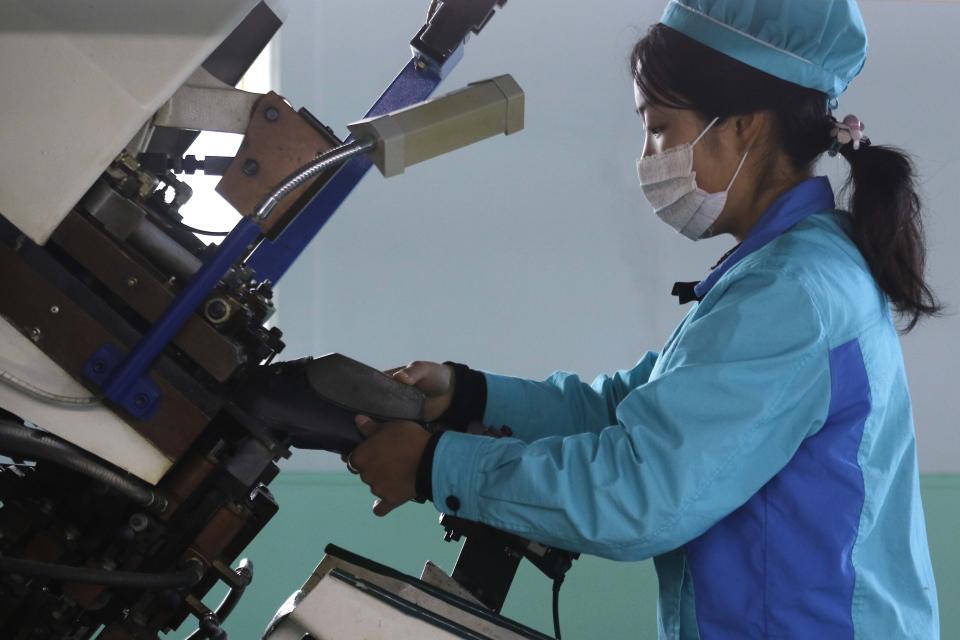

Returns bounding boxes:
[637,117,749,240]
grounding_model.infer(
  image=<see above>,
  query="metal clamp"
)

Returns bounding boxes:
[412,0,507,74]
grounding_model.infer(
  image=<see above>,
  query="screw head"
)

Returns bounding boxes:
[264,106,280,122]
[29,327,41,342]
[126,276,139,287]
[242,158,260,176]
[133,394,149,409]
[49,305,60,315]
[128,513,149,533]
[92,359,107,374]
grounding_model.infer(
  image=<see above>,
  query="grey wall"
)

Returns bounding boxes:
[272,0,960,472]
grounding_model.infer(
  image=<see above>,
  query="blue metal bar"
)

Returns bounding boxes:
[101,217,263,404]
[245,57,449,284]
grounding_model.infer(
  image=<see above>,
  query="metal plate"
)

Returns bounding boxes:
[215,92,341,237]
[51,210,246,382]
[0,243,213,461]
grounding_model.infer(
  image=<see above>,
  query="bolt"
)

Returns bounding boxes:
[264,106,280,122]
[133,394,149,409]
[29,327,41,342]
[101,559,117,572]
[205,299,229,322]
[415,58,429,71]
[242,158,260,176]
[128,513,149,533]
[126,276,139,288]
[92,359,107,374]
[64,526,80,542]
[49,305,60,315]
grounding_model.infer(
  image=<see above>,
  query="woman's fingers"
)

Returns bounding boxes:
[372,497,402,517]
[354,415,380,439]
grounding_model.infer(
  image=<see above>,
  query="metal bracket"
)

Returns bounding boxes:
[154,67,262,134]
[83,345,161,420]
[411,0,507,73]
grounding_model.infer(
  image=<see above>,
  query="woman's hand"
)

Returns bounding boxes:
[346,415,431,517]
[388,361,455,421]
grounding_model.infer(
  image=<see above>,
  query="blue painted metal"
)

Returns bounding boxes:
[83,345,161,419]
[245,55,451,284]
[90,44,465,412]
[99,217,262,406]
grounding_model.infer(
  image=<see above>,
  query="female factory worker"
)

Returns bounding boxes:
[347,0,942,636]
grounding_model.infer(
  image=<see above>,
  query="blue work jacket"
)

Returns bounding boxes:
[430,176,940,638]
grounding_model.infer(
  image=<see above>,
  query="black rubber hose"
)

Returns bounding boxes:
[0,420,166,511]
[552,577,563,640]
[0,556,202,589]
[215,559,253,623]
[184,559,253,640]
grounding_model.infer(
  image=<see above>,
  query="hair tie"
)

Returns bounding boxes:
[828,114,870,156]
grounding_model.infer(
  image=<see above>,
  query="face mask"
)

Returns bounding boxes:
[637,117,749,240]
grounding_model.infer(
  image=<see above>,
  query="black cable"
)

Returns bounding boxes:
[184,559,253,640]
[214,559,253,623]
[0,420,167,511]
[552,577,564,640]
[0,556,202,590]
[174,221,231,237]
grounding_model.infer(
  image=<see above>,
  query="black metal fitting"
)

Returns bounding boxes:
[241,159,260,177]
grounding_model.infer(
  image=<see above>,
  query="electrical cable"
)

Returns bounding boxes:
[174,221,231,237]
[0,420,166,511]
[184,559,252,640]
[552,577,564,640]
[0,556,202,589]
[0,368,99,407]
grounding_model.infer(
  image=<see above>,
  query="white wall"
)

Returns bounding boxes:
[270,0,960,472]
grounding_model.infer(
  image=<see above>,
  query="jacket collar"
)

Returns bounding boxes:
[689,176,836,300]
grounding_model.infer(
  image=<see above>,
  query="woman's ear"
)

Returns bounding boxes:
[733,111,771,152]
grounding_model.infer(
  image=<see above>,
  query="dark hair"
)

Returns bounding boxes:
[631,24,941,331]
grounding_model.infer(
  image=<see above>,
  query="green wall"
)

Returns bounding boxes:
[167,473,958,639]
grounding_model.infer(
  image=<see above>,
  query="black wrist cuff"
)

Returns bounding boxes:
[415,431,444,502]
[439,362,487,430]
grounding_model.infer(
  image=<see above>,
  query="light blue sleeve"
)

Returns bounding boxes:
[431,270,832,560]
[481,351,660,442]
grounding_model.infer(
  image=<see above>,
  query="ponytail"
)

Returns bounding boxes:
[839,143,942,331]
[632,25,942,332]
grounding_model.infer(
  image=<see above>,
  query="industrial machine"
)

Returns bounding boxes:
[0,2,574,637]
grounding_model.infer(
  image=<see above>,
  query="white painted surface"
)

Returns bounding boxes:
[272,1,959,472]
[0,318,171,484]
[0,0,260,245]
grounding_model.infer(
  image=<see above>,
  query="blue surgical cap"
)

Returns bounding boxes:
[660,0,868,99]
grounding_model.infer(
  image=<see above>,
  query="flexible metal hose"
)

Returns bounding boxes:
[0,420,166,511]
[0,368,99,407]
[0,556,202,589]
[254,139,376,221]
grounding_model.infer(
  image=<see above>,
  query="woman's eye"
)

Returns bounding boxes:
[647,128,663,138]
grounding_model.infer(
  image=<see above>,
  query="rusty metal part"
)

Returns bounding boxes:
[157,451,218,518]
[50,211,246,382]
[0,244,211,460]
[216,92,342,236]
[190,504,248,562]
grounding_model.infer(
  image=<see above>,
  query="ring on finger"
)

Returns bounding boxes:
[346,453,360,475]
